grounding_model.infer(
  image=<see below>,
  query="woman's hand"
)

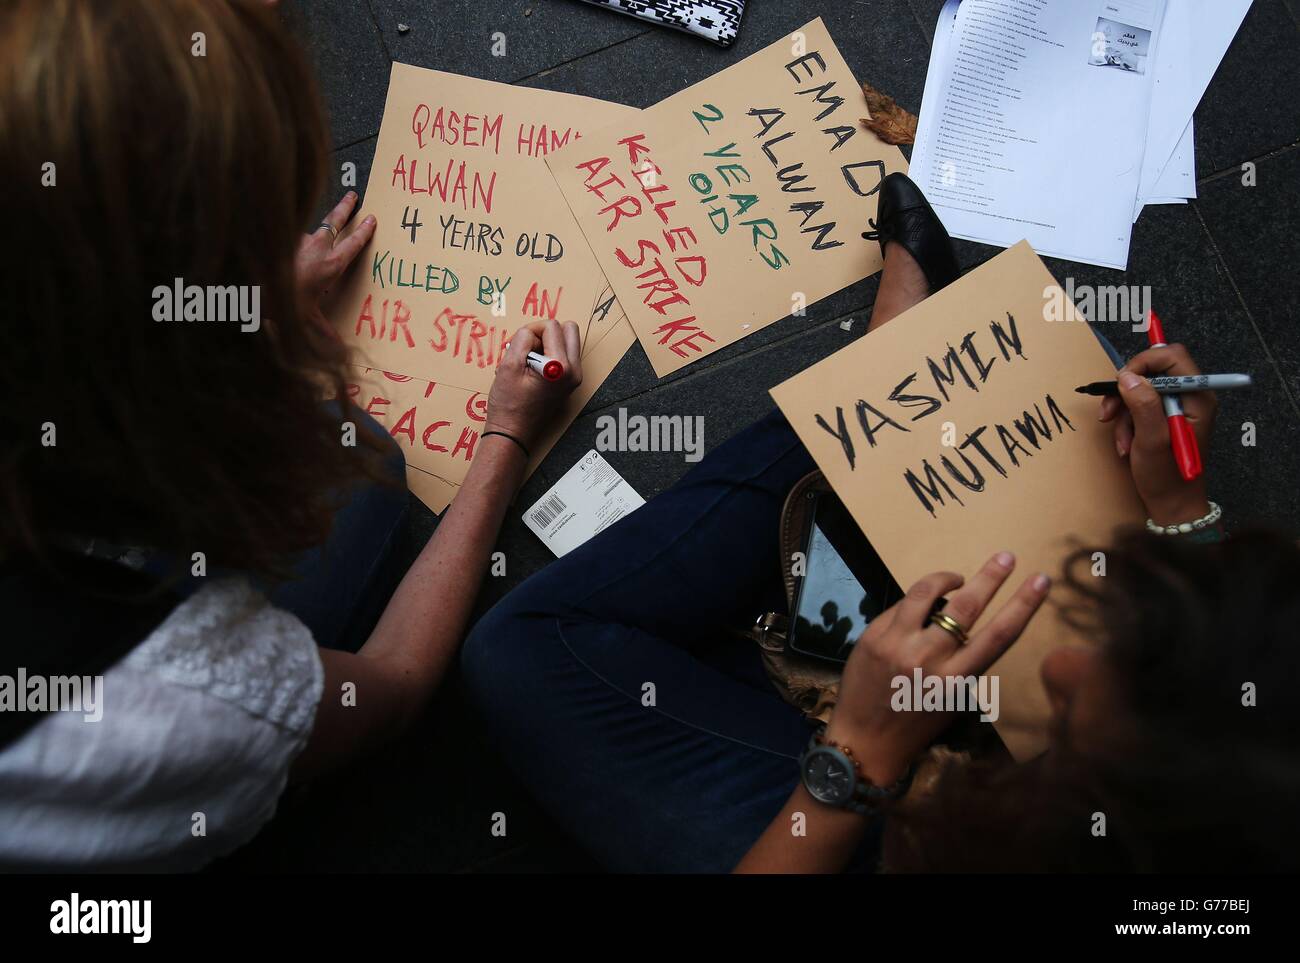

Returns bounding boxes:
[1099,344,1216,525]
[825,553,1051,784]
[294,191,376,333]
[484,320,584,451]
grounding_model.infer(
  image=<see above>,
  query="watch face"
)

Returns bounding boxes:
[803,746,855,806]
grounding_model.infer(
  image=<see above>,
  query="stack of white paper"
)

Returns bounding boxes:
[910,0,1253,270]
[1135,0,1253,220]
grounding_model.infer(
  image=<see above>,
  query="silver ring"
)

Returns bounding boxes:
[318,221,339,242]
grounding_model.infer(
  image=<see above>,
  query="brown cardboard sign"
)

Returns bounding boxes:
[771,242,1146,759]
[328,63,638,393]
[345,295,636,514]
[548,18,908,376]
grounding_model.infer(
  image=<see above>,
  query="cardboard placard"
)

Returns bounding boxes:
[346,296,635,514]
[548,18,908,377]
[329,63,638,393]
[771,242,1146,759]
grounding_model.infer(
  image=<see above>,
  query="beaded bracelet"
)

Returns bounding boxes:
[1145,500,1222,537]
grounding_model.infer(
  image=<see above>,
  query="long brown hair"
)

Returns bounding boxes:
[884,529,1300,872]
[1,0,379,577]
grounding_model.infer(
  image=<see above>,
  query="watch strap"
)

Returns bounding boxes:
[802,728,914,814]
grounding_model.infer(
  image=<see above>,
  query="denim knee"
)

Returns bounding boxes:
[464,568,572,692]
[461,595,535,714]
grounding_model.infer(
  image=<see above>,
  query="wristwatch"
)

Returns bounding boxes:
[799,727,913,815]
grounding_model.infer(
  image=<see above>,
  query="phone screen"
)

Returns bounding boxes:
[789,493,901,664]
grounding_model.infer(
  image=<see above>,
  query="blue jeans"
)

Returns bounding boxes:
[461,328,1125,873]
[463,411,831,872]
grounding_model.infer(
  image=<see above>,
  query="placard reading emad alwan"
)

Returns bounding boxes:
[548,18,908,377]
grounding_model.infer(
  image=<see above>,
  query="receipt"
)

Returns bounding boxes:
[523,450,646,557]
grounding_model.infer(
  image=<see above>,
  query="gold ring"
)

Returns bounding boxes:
[318,221,339,242]
[928,611,969,645]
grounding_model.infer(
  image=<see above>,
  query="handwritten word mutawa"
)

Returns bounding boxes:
[812,313,1079,518]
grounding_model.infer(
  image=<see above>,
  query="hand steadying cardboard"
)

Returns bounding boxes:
[772,242,1146,759]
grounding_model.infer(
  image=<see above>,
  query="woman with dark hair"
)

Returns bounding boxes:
[876,528,1300,873]
[463,174,1298,873]
[0,0,581,869]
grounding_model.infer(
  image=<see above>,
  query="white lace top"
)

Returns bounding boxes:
[0,578,323,871]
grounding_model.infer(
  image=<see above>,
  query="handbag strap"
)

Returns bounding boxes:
[0,551,178,751]
[743,470,830,647]
[743,470,843,720]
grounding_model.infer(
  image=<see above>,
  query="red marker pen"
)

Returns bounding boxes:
[526,351,564,382]
[1146,310,1202,482]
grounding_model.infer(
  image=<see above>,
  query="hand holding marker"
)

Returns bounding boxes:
[1146,310,1202,482]
[500,321,566,381]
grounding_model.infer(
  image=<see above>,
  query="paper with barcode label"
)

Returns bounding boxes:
[523,450,646,556]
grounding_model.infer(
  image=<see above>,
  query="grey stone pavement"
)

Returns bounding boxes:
[217,0,1300,872]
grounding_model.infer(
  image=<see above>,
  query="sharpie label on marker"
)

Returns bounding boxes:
[1151,376,1207,390]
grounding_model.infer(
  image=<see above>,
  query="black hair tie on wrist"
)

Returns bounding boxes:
[480,430,531,460]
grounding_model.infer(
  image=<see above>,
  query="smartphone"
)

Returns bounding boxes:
[787,492,902,665]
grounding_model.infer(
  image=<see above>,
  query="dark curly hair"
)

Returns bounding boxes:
[884,528,1300,872]
[1,0,383,579]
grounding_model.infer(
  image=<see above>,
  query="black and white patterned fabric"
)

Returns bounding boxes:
[575,0,746,47]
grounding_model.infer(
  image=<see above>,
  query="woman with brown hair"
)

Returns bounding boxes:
[0,0,581,869]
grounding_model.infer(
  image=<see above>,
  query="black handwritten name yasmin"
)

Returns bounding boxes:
[812,313,1076,517]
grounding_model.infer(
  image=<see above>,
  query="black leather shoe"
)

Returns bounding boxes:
[863,173,960,294]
